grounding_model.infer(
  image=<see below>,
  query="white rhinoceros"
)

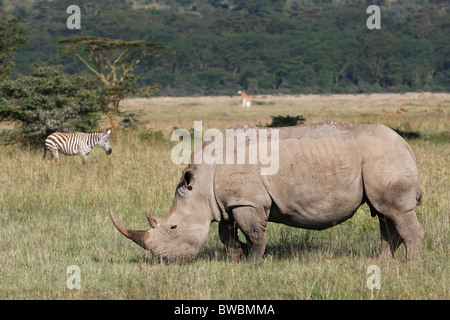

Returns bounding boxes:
[110,121,424,262]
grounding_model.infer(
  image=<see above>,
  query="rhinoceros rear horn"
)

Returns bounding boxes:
[109,206,150,250]
[145,212,162,228]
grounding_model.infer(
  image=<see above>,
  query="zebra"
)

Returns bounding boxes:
[43,130,112,163]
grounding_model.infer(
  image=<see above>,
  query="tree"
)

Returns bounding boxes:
[0,64,101,147]
[4,1,450,94]
[59,36,169,138]
[0,16,27,81]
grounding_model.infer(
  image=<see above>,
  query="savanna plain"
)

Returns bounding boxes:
[0,93,448,299]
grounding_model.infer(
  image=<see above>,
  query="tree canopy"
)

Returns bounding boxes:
[5,0,450,95]
[0,64,101,146]
[59,36,169,137]
[0,16,27,81]
[59,36,167,87]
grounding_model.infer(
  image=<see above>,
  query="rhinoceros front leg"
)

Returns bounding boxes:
[218,220,248,260]
[232,206,268,260]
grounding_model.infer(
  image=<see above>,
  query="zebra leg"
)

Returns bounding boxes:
[49,148,60,163]
[78,152,89,164]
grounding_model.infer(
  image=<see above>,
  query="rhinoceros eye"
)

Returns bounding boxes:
[170,225,177,229]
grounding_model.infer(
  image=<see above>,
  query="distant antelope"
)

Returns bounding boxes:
[238,90,252,108]
[44,130,112,163]
[396,108,409,114]
[437,107,445,113]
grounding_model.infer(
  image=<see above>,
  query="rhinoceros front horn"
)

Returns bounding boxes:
[109,206,150,250]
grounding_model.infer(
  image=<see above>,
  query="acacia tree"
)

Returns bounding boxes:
[59,36,168,138]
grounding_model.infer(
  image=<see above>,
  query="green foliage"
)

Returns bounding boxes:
[58,36,169,86]
[0,64,101,146]
[392,127,421,140]
[0,16,27,81]
[5,0,450,95]
[138,128,165,142]
[267,115,305,127]
[58,35,169,137]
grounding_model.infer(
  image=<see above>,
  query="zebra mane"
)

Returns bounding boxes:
[87,130,104,133]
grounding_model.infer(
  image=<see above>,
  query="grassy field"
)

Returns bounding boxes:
[0,93,448,299]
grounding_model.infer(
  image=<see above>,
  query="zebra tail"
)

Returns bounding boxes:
[43,145,47,160]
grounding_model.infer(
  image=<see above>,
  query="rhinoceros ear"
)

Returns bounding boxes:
[182,167,196,190]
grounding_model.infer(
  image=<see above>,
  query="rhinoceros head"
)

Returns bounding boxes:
[109,166,215,262]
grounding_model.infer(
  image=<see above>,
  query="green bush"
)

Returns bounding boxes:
[139,129,165,142]
[0,64,101,147]
[267,115,305,127]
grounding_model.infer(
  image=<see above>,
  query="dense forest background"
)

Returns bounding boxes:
[1,0,449,96]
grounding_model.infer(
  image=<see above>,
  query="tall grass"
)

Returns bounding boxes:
[0,93,448,299]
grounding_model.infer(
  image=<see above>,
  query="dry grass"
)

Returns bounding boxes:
[0,93,448,299]
[119,92,450,132]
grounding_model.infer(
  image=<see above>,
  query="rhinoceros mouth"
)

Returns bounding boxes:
[152,254,195,265]
[150,242,199,264]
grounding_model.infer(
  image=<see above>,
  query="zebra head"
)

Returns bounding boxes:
[98,129,112,155]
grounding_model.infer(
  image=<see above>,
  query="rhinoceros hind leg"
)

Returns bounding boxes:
[391,210,424,261]
[232,206,268,260]
[367,202,402,259]
[376,208,424,261]
[378,215,403,259]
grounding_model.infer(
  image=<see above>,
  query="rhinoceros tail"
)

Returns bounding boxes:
[416,188,423,206]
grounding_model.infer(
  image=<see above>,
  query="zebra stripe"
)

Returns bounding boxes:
[44,130,112,163]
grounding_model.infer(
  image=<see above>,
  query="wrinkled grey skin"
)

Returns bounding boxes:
[110,121,424,262]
